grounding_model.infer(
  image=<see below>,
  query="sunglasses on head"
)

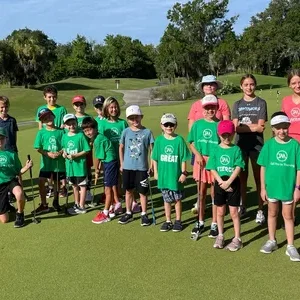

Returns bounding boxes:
[74,102,84,106]
[163,122,175,128]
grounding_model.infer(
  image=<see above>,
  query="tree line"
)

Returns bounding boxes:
[1,0,299,87]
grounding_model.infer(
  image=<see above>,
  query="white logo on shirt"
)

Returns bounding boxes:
[276,150,288,162]
[291,108,300,118]
[203,129,212,139]
[49,136,56,145]
[220,155,230,166]
[164,145,174,155]
[67,141,75,149]
[110,128,119,136]
[0,155,8,164]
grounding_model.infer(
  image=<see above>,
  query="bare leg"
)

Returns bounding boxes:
[282,203,294,245]
[229,206,240,239]
[268,202,279,241]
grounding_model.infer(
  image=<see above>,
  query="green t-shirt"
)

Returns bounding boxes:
[76,114,91,131]
[33,128,65,172]
[0,150,22,184]
[206,144,245,176]
[96,116,105,132]
[99,118,128,157]
[36,105,67,128]
[152,135,190,191]
[94,133,117,163]
[257,138,300,201]
[61,132,91,177]
[187,119,219,156]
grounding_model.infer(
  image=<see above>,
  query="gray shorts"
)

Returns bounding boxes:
[161,189,183,203]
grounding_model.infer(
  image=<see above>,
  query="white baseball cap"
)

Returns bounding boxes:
[126,105,142,118]
[63,113,77,123]
[201,95,218,107]
[161,113,177,125]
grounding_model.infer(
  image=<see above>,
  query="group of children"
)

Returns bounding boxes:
[1,72,300,262]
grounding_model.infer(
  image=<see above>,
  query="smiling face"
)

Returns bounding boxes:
[107,102,119,119]
[44,93,57,107]
[161,122,177,135]
[40,112,54,127]
[73,102,86,114]
[240,77,256,97]
[127,115,142,128]
[289,75,300,95]
[203,104,217,119]
[272,122,290,141]
[219,133,234,145]
[65,119,77,133]
[202,82,218,95]
[0,101,9,118]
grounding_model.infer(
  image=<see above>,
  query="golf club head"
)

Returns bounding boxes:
[32,217,40,224]
[191,233,199,241]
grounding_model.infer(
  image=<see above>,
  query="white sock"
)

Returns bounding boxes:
[103,209,109,216]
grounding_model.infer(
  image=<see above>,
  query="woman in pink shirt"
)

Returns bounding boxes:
[281,69,300,142]
[188,75,231,131]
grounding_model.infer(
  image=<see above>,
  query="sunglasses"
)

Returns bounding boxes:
[95,105,103,109]
[163,123,175,128]
[73,102,84,107]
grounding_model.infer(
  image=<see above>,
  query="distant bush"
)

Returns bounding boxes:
[218,80,240,95]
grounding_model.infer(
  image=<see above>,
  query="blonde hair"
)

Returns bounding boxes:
[102,97,121,119]
[0,96,10,107]
[287,69,300,85]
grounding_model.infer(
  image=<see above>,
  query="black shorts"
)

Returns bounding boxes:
[39,171,66,181]
[214,176,240,207]
[122,169,149,195]
[68,176,87,186]
[0,178,20,214]
[241,149,260,172]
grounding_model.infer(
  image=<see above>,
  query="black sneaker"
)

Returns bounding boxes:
[118,213,133,224]
[141,214,151,226]
[172,220,183,232]
[14,212,25,228]
[191,221,204,235]
[208,224,218,238]
[52,199,61,212]
[160,222,173,232]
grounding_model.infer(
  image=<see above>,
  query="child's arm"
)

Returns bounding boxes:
[233,119,265,133]
[219,167,241,191]
[189,143,204,167]
[152,159,158,180]
[20,159,33,175]
[260,166,268,202]
[119,143,124,172]
[68,151,88,160]
[294,170,300,203]
[148,142,154,174]
[178,161,187,183]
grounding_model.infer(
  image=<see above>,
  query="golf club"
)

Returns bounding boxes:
[64,158,72,215]
[27,154,40,224]
[89,174,98,208]
[147,176,156,225]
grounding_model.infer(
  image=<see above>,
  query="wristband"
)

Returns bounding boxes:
[295,185,300,191]
[181,171,188,176]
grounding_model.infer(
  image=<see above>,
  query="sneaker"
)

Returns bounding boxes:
[59,187,67,198]
[214,235,224,249]
[208,223,219,238]
[92,211,111,224]
[14,212,25,228]
[75,207,87,214]
[32,203,50,215]
[172,220,183,232]
[256,210,265,224]
[114,202,123,215]
[286,245,300,262]
[132,202,141,213]
[8,203,16,213]
[239,206,247,217]
[52,199,61,212]
[191,202,198,215]
[160,221,173,232]
[85,190,93,202]
[260,240,278,254]
[109,205,116,218]
[46,188,53,198]
[191,221,204,235]
[226,237,243,252]
[67,207,79,215]
[141,214,151,226]
[118,213,133,224]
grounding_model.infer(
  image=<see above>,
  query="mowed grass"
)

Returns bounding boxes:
[1,76,300,300]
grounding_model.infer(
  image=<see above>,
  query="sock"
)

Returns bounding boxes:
[199,220,204,226]
[287,244,294,248]
[126,211,132,215]
[211,222,217,227]
[141,211,146,216]
[218,233,224,237]
[103,209,109,216]
[166,220,171,223]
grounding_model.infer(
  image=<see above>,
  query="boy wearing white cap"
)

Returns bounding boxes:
[62,114,91,214]
[118,105,154,226]
[152,113,190,232]
[258,112,300,261]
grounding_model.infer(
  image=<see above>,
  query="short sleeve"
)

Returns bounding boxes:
[94,138,107,161]
[257,143,268,167]
[187,102,197,120]
[258,99,268,121]
[205,152,216,171]
[232,101,239,120]
[187,124,195,143]
[151,138,159,161]
[13,152,22,174]
[234,147,245,170]
[296,142,300,171]
[13,118,19,132]
[81,134,91,152]
[33,131,42,149]
[180,138,191,162]
[219,99,231,118]
[119,129,126,145]
[148,130,155,145]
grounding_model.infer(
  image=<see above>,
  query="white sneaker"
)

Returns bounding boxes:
[255,210,265,224]
[85,190,93,201]
[109,205,116,218]
[286,245,300,262]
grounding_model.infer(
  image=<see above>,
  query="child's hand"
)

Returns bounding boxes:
[26,160,33,169]
[260,188,268,202]
[147,168,153,176]
[62,151,68,159]
[48,152,56,159]
[67,154,73,160]
[293,188,300,203]
[119,164,123,173]
[195,154,204,168]
[154,171,158,180]
[178,174,186,183]
[219,180,231,191]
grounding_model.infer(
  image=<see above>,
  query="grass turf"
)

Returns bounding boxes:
[1,76,300,300]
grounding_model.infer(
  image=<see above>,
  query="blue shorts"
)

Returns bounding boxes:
[103,160,118,187]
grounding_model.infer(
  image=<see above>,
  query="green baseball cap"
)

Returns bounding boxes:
[0,128,7,137]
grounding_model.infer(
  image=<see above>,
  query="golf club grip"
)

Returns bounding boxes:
[27,154,33,178]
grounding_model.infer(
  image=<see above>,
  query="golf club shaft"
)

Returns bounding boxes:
[148,177,156,225]
[27,155,37,218]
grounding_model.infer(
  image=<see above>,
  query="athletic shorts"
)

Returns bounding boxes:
[86,151,93,168]
[68,176,88,186]
[103,160,119,187]
[122,169,149,195]
[241,149,260,172]
[0,178,20,214]
[214,176,240,207]
[39,171,66,181]
[161,189,183,203]
[268,198,293,205]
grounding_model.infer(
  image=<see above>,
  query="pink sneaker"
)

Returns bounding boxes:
[92,211,111,224]
[114,202,123,215]
[132,201,141,213]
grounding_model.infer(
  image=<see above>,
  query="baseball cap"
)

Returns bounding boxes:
[218,120,235,135]
[93,95,105,107]
[200,75,223,90]
[126,105,142,118]
[201,95,218,107]
[38,108,54,120]
[72,95,86,104]
[160,113,177,125]
[270,114,290,126]
[63,113,77,123]
[0,128,7,137]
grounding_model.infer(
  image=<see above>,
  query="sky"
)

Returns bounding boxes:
[0,0,270,45]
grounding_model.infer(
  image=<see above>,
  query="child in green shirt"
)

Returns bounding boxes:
[33,108,66,214]
[206,120,244,251]
[258,112,300,262]
[0,128,32,227]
